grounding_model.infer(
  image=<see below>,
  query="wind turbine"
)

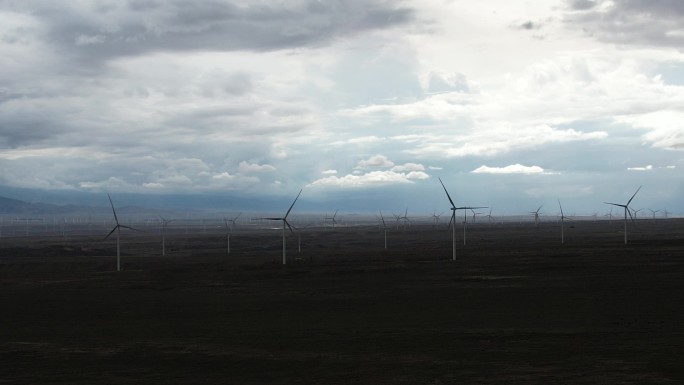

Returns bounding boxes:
[223,213,241,255]
[604,186,641,245]
[631,208,644,220]
[104,194,138,272]
[530,206,543,227]
[470,209,483,224]
[260,189,302,265]
[647,208,661,220]
[460,204,486,245]
[159,216,173,256]
[392,212,402,229]
[325,210,338,228]
[438,178,486,259]
[378,211,388,249]
[439,178,459,261]
[605,207,614,224]
[486,208,495,225]
[400,208,411,229]
[431,211,444,227]
[558,199,570,245]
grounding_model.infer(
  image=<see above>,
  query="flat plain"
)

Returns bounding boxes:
[1,219,683,384]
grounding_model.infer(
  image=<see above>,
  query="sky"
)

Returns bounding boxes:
[0,0,683,215]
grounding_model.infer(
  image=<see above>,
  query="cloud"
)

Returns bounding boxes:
[356,155,394,169]
[471,164,552,175]
[6,0,415,64]
[238,161,276,173]
[616,111,684,151]
[322,169,338,175]
[307,170,429,188]
[627,165,653,171]
[564,0,684,48]
[391,163,425,172]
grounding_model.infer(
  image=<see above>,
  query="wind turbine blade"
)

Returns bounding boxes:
[627,207,635,224]
[104,226,118,240]
[284,189,302,219]
[557,199,564,217]
[234,213,242,221]
[284,219,294,233]
[438,178,456,208]
[627,185,642,205]
[107,193,119,225]
[120,224,142,232]
[604,202,626,208]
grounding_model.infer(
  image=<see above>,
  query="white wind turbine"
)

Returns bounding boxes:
[647,208,661,220]
[439,178,459,261]
[159,216,173,256]
[604,186,641,245]
[530,206,543,227]
[605,207,614,224]
[470,209,483,224]
[438,178,487,259]
[557,199,571,245]
[223,213,241,255]
[460,204,487,245]
[104,194,138,272]
[431,211,444,227]
[486,208,495,225]
[260,190,302,265]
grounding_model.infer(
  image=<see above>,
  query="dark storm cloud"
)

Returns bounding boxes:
[4,0,414,63]
[565,0,684,48]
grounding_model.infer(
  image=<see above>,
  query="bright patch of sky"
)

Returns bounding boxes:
[0,0,683,214]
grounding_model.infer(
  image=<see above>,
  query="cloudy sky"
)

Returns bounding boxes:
[0,0,682,215]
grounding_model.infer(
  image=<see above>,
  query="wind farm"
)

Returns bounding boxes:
[0,189,683,384]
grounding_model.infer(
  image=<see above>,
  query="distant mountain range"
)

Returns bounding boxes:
[0,195,107,216]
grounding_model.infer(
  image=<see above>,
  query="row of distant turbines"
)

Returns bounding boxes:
[103,181,655,271]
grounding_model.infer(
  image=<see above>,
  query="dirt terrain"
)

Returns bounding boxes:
[1,219,683,384]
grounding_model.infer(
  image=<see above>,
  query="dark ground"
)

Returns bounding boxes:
[1,219,683,384]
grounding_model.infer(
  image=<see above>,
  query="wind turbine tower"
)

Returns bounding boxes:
[379,211,388,250]
[159,216,173,256]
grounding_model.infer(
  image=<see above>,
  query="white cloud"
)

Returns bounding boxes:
[627,165,653,171]
[238,161,276,173]
[356,155,395,168]
[472,164,551,175]
[322,169,338,175]
[617,111,684,151]
[391,163,425,172]
[308,170,429,188]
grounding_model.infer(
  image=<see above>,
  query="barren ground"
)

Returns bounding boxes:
[1,219,683,384]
